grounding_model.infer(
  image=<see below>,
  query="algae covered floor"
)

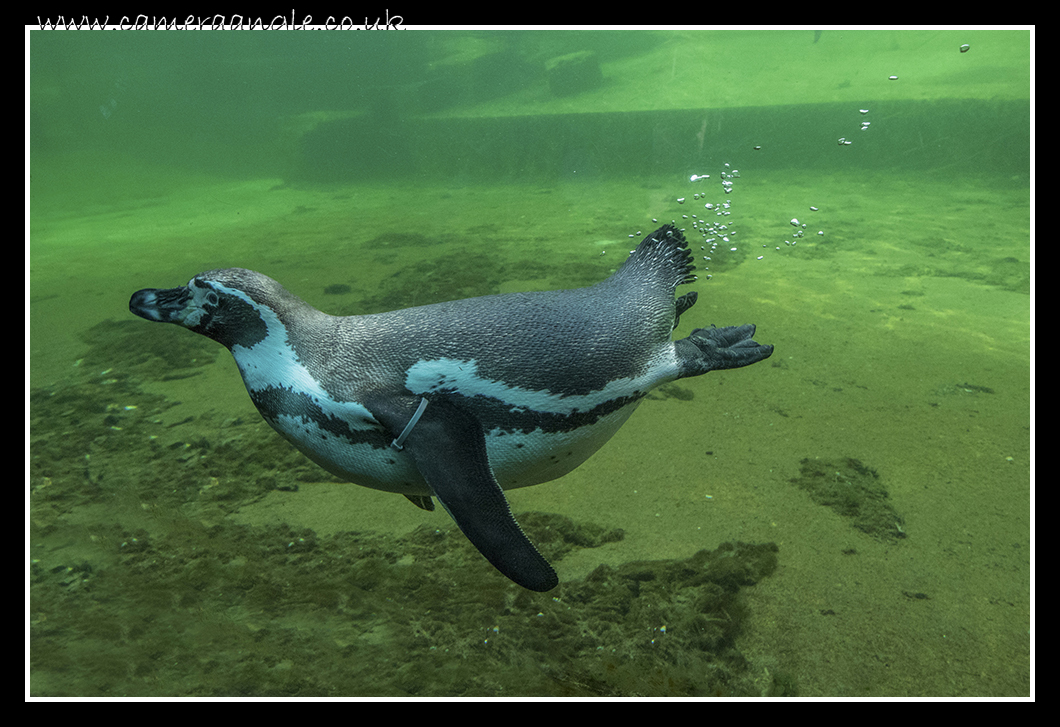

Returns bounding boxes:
[30,164,1029,696]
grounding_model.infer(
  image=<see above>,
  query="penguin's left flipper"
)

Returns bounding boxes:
[367,395,559,592]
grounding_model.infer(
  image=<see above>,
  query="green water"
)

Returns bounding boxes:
[29,29,1030,697]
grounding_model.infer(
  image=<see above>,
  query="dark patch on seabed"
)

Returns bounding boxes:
[790,457,906,543]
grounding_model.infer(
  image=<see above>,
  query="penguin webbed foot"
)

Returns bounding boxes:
[676,324,774,375]
[673,291,698,330]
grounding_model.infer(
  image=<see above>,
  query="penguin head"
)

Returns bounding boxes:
[130,268,295,350]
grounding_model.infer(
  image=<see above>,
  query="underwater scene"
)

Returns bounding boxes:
[29,28,1031,697]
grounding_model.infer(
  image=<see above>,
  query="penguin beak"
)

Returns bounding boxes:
[130,286,191,323]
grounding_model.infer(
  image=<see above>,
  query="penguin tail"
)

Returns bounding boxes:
[607,224,696,293]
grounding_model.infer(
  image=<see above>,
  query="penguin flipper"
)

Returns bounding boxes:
[368,395,558,592]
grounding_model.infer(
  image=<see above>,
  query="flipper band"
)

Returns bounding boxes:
[390,397,429,450]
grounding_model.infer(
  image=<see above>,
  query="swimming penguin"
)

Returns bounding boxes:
[129,224,773,591]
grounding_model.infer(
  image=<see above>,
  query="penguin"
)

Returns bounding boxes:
[129,224,773,591]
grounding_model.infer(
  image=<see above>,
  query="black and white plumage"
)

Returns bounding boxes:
[130,224,773,591]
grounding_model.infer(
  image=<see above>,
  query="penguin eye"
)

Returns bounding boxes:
[206,291,220,306]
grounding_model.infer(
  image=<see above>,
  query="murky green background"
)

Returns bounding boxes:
[29,29,1030,697]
